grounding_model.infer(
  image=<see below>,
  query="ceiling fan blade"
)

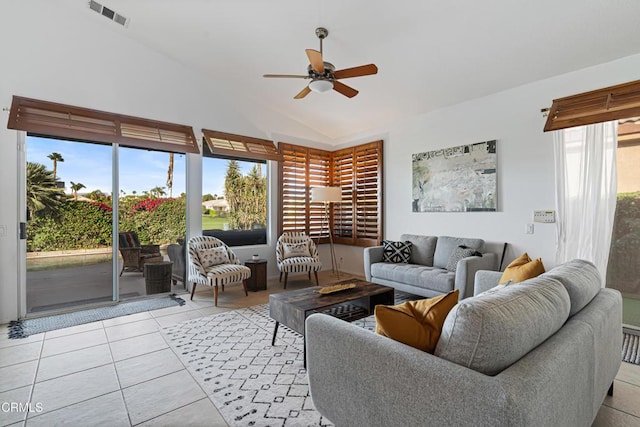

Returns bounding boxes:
[333,81,359,98]
[263,74,309,79]
[305,49,325,73]
[333,64,378,79]
[294,86,312,99]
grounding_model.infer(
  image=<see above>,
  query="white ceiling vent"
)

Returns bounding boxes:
[88,1,129,27]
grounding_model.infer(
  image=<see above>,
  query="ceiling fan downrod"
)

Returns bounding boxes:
[315,27,328,55]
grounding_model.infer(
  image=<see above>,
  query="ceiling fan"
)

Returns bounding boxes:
[263,27,378,99]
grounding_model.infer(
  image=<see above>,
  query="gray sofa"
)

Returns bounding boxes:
[307,259,622,427]
[364,234,503,300]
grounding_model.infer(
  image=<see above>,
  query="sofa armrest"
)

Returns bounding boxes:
[306,314,506,427]
[363,246,384,281]
[474,270,503,295]
[454,253,498,299]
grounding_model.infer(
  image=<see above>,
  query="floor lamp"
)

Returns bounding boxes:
[311,186,342,278]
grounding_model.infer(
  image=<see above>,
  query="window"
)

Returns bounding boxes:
[278,140,383,246]
[201,130,278,246]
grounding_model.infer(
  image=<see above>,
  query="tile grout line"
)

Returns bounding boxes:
[105,323,134,427]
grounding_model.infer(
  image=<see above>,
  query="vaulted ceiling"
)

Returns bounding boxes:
[62,0,640,141]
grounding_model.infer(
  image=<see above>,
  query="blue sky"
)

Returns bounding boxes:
[27,136,261,197]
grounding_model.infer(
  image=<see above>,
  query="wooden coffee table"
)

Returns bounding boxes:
[269,279,394,367]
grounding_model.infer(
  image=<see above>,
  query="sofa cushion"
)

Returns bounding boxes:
[370,263,455,293]
[435,276,570,375]
[375,290,459,353]
[499,253,545,284]
[400,234,437,266]
[541,259,601,317]
[382,240,412,263]
[433,236,484,269]
[445,246,482,272]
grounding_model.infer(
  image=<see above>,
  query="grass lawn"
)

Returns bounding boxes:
[202,216,229,230]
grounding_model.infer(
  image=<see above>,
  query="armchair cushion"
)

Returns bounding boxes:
[282,242,311,259]
[197,246,230,268]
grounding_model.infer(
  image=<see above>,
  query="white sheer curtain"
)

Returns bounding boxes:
[553,121,618,285]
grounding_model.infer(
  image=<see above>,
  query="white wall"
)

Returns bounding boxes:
[332,52,640,274]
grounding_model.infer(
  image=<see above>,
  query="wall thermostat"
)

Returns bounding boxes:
[533,210,556,223]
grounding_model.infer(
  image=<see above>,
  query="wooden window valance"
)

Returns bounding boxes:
[7,96,199,153]
[544,79,640,132]
[202,129,281,162]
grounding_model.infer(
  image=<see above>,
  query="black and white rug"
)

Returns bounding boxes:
[9,295,185,338]
[622,330,640,365]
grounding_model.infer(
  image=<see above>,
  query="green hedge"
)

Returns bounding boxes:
[28,197,186,252]
[607,192,640,292]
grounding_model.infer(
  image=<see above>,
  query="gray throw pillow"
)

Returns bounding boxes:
[445,245,482,272]
[382,240,412,263]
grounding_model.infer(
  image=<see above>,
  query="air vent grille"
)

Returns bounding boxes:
[88,1,128,27]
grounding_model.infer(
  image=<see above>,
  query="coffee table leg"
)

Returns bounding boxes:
[272,321,279,346]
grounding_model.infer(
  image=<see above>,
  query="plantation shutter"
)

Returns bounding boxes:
[354,141,383,245]
[202,129,281,161]
[7,96,199,153]
[308,150,331,240]
[278,141,383,246]
[331,149,354,243]
[331,141,383,246]
[278,143,331,237]
[544,79,640,132]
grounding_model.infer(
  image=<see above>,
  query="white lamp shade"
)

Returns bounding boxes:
[311,186,342,203]
[308,79,334,93]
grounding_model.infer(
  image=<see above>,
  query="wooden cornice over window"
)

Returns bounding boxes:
[544,79,640,132]
[202,129,281,162]
[7,96,199,153]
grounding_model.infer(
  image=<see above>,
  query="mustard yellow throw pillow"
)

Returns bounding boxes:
[374,290,459,353]
[499,253,545,284]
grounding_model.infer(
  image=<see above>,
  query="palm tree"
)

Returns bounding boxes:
[26,162,64,217]
[167,152,174,198]
[47,152,64,180]
[69,181,86,200]
[149,186,166,198]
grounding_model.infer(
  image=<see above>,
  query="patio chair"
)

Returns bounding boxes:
[187,236,251,306]
[118,231,163,276]
[276,232,322,289]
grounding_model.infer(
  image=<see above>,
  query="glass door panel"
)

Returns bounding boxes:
[118,147,186,299]
[25,136,114,314]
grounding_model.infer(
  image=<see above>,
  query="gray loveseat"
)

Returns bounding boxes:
[364,234,503,300]
[307,259,622,427]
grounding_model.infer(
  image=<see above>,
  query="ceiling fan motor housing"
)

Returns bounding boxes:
[307,62,335,80]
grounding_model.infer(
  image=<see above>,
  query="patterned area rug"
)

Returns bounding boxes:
[9,295,185,338]
[162,291,420,427]
[622,330,640,365]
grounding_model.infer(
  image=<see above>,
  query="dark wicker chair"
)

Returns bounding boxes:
[118,231,163,275]
[167,242,186,287]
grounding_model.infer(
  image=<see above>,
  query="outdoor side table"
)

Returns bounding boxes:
[245,259,267,291]
[144,261,173,294]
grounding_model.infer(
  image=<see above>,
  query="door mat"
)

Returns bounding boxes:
[622,330,640,365]
[8,295,185,339]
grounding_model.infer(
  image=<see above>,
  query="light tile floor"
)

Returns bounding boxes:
[0,272,638,426]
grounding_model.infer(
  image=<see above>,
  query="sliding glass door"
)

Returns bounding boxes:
[25,136,115,314]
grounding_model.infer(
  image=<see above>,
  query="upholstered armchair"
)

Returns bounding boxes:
[118,231,163,276]
[187,236,251,306]
[276,232,322,288]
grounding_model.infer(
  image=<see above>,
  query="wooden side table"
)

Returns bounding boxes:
[245,259,267,291]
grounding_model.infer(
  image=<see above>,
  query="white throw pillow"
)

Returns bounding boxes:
[197,246,230,268]
[282,242,311,259]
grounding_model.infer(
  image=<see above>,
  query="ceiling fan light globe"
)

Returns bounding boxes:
[309,79,334,93]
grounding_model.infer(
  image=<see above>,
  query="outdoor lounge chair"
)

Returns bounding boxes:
[118,231,163,275]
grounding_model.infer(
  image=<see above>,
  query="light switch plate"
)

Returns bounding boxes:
[533,210,556,223]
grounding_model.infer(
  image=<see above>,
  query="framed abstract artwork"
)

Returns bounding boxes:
[412,140,497,212]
